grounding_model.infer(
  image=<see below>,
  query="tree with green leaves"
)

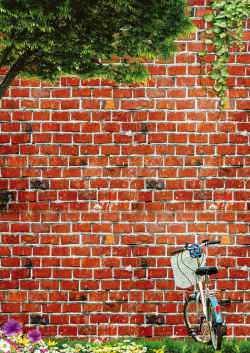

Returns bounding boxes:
[0,0,196,99]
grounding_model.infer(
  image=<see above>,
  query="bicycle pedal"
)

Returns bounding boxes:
[201,315,206,321]
[188,328,199,335]
[220,298,231,306]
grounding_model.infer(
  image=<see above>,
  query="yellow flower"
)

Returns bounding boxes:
[47,341,58,347]
[17,337,29,345]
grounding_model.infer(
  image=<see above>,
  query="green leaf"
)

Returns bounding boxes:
[212,1,226,9]
[205,28,213,34]
[204,13,215,22]
[216,11,227,19]
[215,45,223,53]
[216,50,227,56]
[209,70,221,80]
[225,10,234,17]
[213,38,225,46]
[213,26,223,33]
[218,77,227,84]
[198,51,205,56]
[214,84,223,91]
[204,39,213,45]
[221,68,229,77]
[220,52,230,63]
[212,60,223,69]
[215,19,227,27]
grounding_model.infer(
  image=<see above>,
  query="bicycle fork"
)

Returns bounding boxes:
[195,257,207,320]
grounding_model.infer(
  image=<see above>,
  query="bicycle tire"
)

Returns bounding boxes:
[208,301,222,351]
[184,296,211,345]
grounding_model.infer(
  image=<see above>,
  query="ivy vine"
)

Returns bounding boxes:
[199,0,250,110]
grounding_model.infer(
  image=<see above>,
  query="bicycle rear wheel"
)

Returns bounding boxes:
[184,296,211,345]
[208,302,222,351]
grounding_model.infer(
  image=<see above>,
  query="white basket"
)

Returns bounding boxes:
[171,250,206,288]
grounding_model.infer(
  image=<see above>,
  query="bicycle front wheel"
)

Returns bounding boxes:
[208,302,222,351]
[184,296,211,345]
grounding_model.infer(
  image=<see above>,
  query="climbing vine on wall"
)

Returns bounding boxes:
[199,0,250,110]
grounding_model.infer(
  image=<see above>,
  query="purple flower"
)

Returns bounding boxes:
[27,330,41,343]
[2,319,22,337]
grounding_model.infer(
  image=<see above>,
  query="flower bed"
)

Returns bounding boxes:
[0,320,249,353]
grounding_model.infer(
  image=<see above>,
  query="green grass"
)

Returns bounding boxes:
[44,337,250,353]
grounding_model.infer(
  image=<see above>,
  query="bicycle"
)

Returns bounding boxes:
[170,239,242,351]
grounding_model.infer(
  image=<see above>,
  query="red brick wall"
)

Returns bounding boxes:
[0,0,250,340]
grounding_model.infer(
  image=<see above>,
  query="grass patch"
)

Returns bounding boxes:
[43,337,250,353]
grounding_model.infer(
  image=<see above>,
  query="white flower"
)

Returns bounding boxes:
[0,340,11,353]
[94,340,101,346]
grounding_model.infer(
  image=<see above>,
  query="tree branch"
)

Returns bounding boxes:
[36,52,81,57]
[0,49,39,99]
[0,44,15,68]
[0,28,29,68]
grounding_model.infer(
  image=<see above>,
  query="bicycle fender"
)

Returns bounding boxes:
[209,296,223,323]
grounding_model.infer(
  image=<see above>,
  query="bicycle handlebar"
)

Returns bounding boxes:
[207,240,221,245]
[170,239,221,255]
[170,248,185,255]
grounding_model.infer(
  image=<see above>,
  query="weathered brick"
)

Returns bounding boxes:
[0,4,250,340]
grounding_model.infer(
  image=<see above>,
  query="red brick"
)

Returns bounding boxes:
[53,89,71,98]
[0,19,250,340]
[7,292,27,302]
[148,66,166,75]
[0,111,11,120]
[188,88,207,97]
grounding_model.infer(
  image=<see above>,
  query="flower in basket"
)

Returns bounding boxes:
[2,320,22,337]
[27,330,42,343]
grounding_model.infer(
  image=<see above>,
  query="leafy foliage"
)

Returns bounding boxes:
[199,0,250,110]
[0,0,196,98]
[42,337,250,353]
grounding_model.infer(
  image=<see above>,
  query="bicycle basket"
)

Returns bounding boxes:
[171,250,206,288]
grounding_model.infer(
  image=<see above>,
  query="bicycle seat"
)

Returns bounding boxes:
[195,266,218,276]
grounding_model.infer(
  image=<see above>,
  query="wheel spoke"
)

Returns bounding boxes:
[184,297,211,345]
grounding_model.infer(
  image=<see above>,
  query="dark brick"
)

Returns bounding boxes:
[0,192,14,203]
[146,180,164,189]
[31,180,49,190]
[30,315,49,325]
[25,259,33,267]
[146,315,164,325]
